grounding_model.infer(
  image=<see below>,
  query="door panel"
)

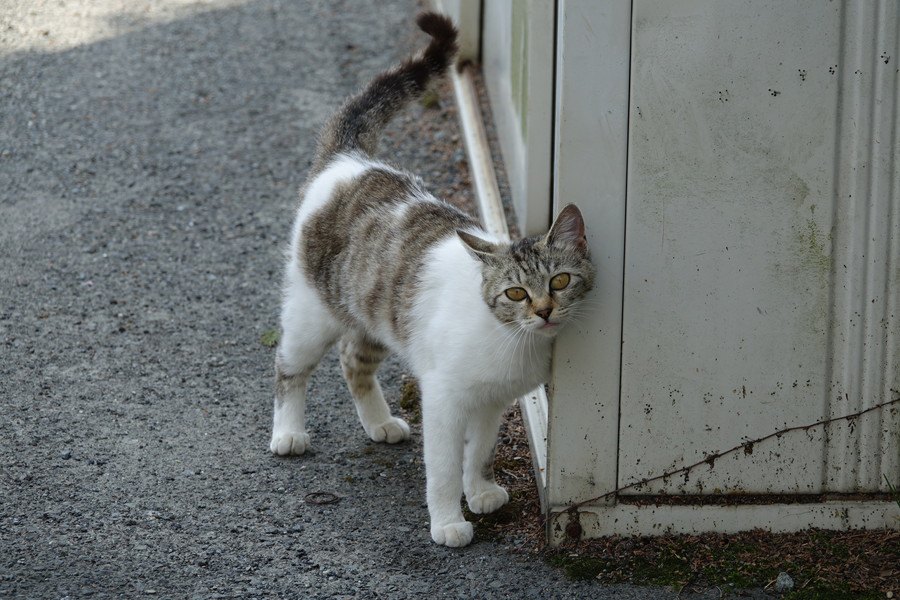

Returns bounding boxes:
[620,0,899,495]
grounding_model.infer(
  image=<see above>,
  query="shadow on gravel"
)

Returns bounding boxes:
[0,2,670,598]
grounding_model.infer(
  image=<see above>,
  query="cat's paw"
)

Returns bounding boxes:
[367,417,410,444]
[430,521,474,547]
[269,431,310,456]
[467,484,509,514]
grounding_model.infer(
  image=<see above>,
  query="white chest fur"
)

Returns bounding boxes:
[404,237,552,404]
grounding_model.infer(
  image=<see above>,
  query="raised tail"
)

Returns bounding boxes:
[313,12,458,169]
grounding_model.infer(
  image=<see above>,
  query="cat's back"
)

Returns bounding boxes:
[294,152,479,347]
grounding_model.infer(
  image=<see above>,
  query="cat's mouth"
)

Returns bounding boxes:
[534,320,561,335]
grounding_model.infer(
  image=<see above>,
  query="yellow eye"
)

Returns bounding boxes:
[550,273,571,291]
[504,287,528,301]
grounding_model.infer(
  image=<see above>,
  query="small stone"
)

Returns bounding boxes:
[774,572,794,593]
[60,450,72,460]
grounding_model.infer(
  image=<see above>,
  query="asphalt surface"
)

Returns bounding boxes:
[1,1,695,597]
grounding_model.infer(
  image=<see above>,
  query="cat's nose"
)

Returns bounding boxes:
[535,308,552,322]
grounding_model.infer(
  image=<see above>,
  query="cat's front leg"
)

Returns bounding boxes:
[421,379,473,547]
[463,403,509,514]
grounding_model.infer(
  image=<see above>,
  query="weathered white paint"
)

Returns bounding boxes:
[482,0,554,235]
[546,0,632,508]
[549,501,900,541]
[619,0,899,497]
[826,0,900,494]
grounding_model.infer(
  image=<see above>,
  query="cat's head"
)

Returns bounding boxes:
[458,204,595,337]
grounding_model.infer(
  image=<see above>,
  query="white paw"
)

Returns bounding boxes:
[367,417,410,444]
[269,431,310,456]
[430,521,474,547]
[467,485,509,514]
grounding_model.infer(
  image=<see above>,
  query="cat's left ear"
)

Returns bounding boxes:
[546,204,588,255]
[457,230,502,262]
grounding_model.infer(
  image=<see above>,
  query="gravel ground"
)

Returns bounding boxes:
[1,1,683,597]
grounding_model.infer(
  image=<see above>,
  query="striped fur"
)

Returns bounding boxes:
[312,12,458,174]
[302,167,478,344]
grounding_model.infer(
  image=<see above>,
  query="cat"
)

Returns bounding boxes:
[270,12,595,547]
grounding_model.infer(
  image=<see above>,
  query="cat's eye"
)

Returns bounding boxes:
[550,273,571,291]
[505,287,528,301]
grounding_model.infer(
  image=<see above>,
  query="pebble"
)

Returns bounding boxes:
[60,450,72,460]
[774,571,794,593]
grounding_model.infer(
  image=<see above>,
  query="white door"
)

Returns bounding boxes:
[481,0,555,236]
[617,0,899,496]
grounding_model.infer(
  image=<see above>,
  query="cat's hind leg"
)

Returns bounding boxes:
[270,271,341,456]
[339,332,410,444]
[463,403,509,514]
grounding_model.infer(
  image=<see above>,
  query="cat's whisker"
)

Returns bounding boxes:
[526,330,538,374]
[491,319,525,356]
[498,334,521,377]
[489,319,517,336]
[494,321,519,346]
[507,326,530,382]
[577,298,604,306]
[563,302,601,317]
[568,300,604,310]
[497,330,517,381]
[496,326,529,383]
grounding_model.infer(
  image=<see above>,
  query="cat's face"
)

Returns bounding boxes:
[459,205,595,337]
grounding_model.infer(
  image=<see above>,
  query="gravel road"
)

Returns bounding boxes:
[1,1,687,597]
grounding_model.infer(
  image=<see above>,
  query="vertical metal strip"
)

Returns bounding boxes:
[878,5,900,490]
[828,0,864,491]
[546,0,631,521]
[828,0,900,491]
[857,0,883,490]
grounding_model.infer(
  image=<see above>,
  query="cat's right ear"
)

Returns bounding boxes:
[457,230,501,262]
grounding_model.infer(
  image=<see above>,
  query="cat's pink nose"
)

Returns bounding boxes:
[535,308,552,322]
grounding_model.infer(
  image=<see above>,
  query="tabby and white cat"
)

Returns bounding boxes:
[270,13,594,547]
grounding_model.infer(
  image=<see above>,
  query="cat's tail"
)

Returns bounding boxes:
[313,12,458,168]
